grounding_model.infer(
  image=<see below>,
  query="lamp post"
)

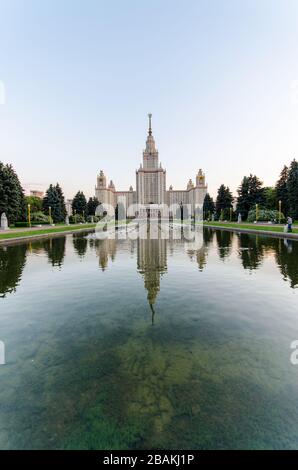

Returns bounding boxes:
[49,206,52,225]
[256,203,259,222]
[230,207,233,222]
[27,204,31,228]
[279,200,282,224]
[74,209,77,224]
[221,209,223,221]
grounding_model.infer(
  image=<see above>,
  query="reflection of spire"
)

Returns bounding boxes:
[137,234,167,322]
[150,303,155,326]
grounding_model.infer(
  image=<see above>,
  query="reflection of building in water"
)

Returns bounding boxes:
[92,238,117,271]
[137,234,167,322]
[186,245,208,271]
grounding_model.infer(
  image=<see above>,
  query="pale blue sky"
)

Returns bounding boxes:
[1,0,298,199]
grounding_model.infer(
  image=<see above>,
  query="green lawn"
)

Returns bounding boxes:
[2,220,298,241]
[204,221,298,234]
[0,224,96,240]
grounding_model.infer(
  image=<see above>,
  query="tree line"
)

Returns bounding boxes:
[203,159,298,222]
[41,187,100,223]
[1,158,298,226]
[0,161,99,225]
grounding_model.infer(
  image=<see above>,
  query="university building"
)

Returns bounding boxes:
[95,114,207,218]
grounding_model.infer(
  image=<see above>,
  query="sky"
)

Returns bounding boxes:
[1,0,298,200]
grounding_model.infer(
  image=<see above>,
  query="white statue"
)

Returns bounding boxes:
[65,215,70,225]
[0,213,9,230]
[238,213,242,224]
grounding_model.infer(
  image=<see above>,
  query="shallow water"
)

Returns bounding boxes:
[0,228,298,449]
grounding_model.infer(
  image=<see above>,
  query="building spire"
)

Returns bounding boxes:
[148,113,152,135]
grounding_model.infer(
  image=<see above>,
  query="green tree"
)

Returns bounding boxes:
[287,159,298,220]
[275,165,289,216]
[72,191,87,216]
[215,185,233,219]
[55,183,67,220]
[0,162,25,225]
[87,196,99,216]
[236,176,250,220]
[264,187,277,210]
[25,195,42,213]
[42,183,66,223]
[236,174,265,220]
[203,193,215,219]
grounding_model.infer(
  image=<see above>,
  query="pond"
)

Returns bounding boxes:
[0,227,298,449]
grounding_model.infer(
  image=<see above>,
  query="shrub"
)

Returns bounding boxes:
[69,214,85,224]
[30,211,50,223]
[86,215,100,223]
[247,209,286,223]
[14,222,30,228]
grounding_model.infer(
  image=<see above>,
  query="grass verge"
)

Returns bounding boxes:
[0,224,96,240]
[204,222,298,234]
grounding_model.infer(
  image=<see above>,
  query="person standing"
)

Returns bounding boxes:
[287,216,293,232]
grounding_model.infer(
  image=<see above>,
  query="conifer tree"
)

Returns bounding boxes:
[276,165,289,216]
[215,185,233,219]
[236,174,265,220]
[287,159,298,220]
[87,197,99,216]
[203,193,215,219]
[55,183,67,220]
[0,161,25,224]
[42,184,66,223]
[72,191,87,216]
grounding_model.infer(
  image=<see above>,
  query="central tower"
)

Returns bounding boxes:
[143,113,159,170]
[136,114,166,205]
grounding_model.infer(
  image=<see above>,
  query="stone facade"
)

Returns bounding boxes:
[95,115,207,218]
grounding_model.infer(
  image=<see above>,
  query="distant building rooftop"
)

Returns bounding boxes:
[30,190,44,199]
